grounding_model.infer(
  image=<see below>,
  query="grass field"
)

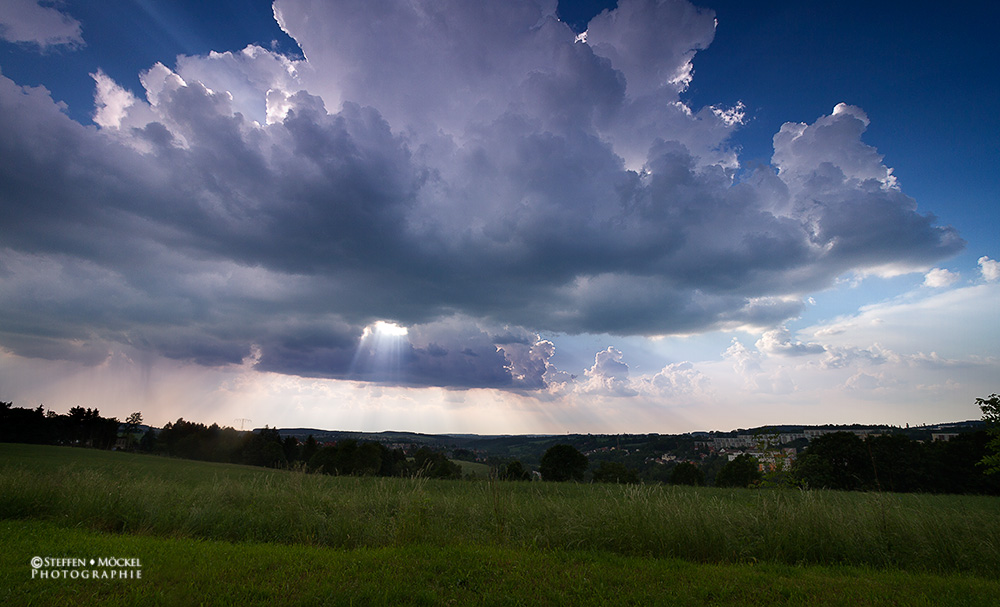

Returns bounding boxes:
[2,443,999,605]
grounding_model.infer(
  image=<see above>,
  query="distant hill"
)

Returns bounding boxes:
[272,420,986,468]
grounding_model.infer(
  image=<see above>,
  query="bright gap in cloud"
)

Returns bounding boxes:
[370,320,408,338]
[350,321,411,386]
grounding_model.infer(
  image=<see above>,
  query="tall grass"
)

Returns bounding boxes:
[2,444,998,576]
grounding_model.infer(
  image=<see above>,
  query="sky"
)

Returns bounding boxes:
[0,0,997,435]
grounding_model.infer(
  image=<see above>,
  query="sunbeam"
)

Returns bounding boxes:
[348,321,410,385]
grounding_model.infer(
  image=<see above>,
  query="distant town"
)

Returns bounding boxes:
[274,419,987,484]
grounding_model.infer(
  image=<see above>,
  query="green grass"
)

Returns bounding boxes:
[2,444,1000,605]
[4,520,999,606]
[454,458,492,479]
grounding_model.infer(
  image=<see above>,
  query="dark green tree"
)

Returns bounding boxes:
[308,445,340,475]
[308,440,395,476]
[0,401,49,444]
[866,434,926,492]
[592,461,639,484]
[59,406,118,448]
[240,427,287,468]
[378,447,409,477]
[669,461,704,486]
[138,428,157,452]
[539,444,588,482]
[301,434,319,464]
[310,439,359,475]
[977,393,1000,475]
[925,431,1000,495]
[282,435,300,463]
[715,454,762,488]
[793,432,871,490]
[353,441,384,475]
[414,447,462,479]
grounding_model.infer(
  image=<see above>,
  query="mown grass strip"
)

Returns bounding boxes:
[2,520,999,607]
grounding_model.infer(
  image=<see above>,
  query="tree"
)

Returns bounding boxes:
[353,441,384,475]
[866,434,925,492]
[378,447,409,477]
[282,435,300,463]
[715,454,762,488]
[669,461,704,486]
[301,435,319,465]
[122,412,143,450]
[125,411,142,429]
[539,444,588,482]
[592,461,639,484]
[413,447,462,479]
[138,428,157,452]
[0,401,49,444]
[978,393,1000,475]
[925,430,1000,495]
[793,432,871,490]
[240,427,287,468]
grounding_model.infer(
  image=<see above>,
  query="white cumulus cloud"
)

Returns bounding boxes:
[0,0,83,49]
[922,268,959,288]
[583,346,636,396]
[979,256,1000,282]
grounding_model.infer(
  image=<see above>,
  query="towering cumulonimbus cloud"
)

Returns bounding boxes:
[0,0,963,390]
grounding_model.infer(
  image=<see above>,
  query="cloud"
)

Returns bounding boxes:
[723,338,762,389]
[640,361,710,397]
[803,283,1000,360]
[922,268,959,288]
[844,370,894,393]
[0,0,965,390]
[979,256,1000,282]
[720,337,800,394]
[582,346,636,396]
[820,344,895,369]
[254,316,566,390]
[498,337,565,390]
[755,326,825,356]
[0,0,83,49]
[92,69,138,129]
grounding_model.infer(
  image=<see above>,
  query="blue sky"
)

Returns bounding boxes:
[0,0,996,434]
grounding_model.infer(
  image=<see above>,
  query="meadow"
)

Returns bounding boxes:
[2,443,999,605]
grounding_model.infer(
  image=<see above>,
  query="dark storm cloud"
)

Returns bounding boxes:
[0,0,963,389]
[252,316,543,389]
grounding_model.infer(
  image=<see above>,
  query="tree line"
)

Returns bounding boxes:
[0,402,464,479]
[532,429,1000,495]
[1,401,119,449]
[3,393,998,493]
[151,418,464,479]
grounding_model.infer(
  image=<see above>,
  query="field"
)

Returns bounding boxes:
[2,444,999,605]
